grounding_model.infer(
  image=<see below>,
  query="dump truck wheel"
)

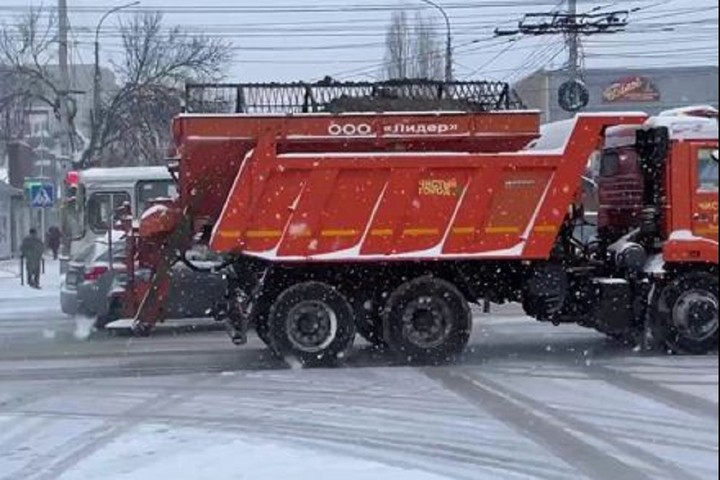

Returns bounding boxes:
[384,277,471,364]
[268,281,356,366]
[652,272,719,355]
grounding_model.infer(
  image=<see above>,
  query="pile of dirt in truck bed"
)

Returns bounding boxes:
[324,95,490,113]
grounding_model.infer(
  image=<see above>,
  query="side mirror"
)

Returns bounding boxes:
[711,149,719,163]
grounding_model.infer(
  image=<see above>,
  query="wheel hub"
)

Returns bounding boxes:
[672,290,719,342]
[401,296,452,349]
[286,301,337,353]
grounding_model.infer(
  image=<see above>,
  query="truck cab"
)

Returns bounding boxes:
[595,107,718,353]
[599,107,718,262]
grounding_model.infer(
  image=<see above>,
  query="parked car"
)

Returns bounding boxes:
[60,235,125,322]
[61,236,227,329]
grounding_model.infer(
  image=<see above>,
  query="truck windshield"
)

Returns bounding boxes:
[87,192,132,233]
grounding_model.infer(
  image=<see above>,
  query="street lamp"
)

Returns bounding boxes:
[419,0,453,82]
[93,1,140,135]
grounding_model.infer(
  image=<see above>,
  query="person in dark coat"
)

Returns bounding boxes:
[47,226,62,260]
[21,228,44,288]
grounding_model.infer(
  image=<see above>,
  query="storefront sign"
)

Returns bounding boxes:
[603,76,661,103]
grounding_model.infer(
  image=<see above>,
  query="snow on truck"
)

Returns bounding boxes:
[119,81,718,366]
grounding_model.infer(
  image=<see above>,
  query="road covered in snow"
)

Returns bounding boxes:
[0,258,717,480]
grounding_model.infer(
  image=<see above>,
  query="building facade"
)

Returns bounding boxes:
[0,181,20,259]
[1,65,116,246]
[515,66,719,122]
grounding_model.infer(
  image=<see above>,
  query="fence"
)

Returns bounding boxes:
[184,80,526,114]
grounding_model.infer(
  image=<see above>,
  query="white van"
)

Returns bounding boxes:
[63,167,176,266]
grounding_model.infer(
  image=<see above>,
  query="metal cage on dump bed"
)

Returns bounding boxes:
[184,79,525,114]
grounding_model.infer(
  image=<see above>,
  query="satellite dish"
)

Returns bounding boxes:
[558,79,590,113]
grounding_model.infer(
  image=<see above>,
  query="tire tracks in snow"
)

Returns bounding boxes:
[7,405,571,480]
[577,363,718,420]
[10,375,221,480]
[423,367,703,480]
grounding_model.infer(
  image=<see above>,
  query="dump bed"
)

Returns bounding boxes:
[208,113,648,262]
[174,111,540,221]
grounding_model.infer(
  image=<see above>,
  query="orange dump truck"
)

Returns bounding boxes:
[124,84,718,365]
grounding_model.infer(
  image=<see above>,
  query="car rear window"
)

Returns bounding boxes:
[95,241,127,263]
[72,244,97,263]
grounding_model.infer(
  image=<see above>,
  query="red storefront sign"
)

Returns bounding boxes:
[603,76,661,103]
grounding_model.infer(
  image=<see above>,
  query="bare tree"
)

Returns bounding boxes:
[0,8,64,145]
[384,10,443,80]
[88,12,232,166]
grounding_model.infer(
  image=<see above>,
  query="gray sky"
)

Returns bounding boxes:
[7,0,720,83]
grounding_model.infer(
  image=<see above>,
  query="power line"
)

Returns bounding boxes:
[464,39,524,77]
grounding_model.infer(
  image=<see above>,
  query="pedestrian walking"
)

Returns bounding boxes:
[21,228,44,288]
[47,225,62,260]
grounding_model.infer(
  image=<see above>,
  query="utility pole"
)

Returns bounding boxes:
[58,0,71,157]
[58,0,72,259]
[495,3,630,112]
[419,0,453,82]
[567,0,579,81]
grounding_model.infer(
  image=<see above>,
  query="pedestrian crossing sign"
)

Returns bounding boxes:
[30,184,55,209]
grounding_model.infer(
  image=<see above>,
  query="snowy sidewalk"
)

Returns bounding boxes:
[0,256,61,299]
[0,257,69,344]
[0,257,21,280]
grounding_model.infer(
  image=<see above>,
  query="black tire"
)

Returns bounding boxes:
[268,281,356,366]
[383,277,472,364]
[651,272,719,355]
[94,314,115,330]
[94,297,121,330]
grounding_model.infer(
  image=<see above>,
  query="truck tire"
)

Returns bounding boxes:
[383,277,471,364]
[651,272,719,355]
[268,281,356,366]
[94,297,121,330]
